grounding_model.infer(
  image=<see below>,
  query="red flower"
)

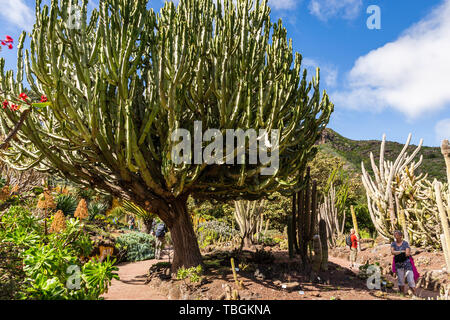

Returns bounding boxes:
[7,44,13,50]
[10,104,20,111]
[1,41,5,46]
[19,93,28,101]
[40,95,48,103]
[5,36,13,43]
[2,100,9,109]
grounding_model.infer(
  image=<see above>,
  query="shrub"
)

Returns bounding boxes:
[176,265,203,283]
[115,231,155,262]
[256,229,284,246]
[0,206,118,300]
[196,220,239,248]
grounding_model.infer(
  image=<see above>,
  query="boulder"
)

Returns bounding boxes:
[280,281,300,292]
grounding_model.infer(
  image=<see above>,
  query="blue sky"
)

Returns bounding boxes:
[1,0,449,146]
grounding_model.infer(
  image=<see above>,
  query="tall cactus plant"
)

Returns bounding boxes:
[318,218,328,271]
[319,182,346,247]
[434,181,450,271]
[361,134,423,241]
[0,0,333,270]
[291,167,321,268]
[442,140,450,184]
[234,199,266,248]
[362,134,449,248]
[436,140,450,271]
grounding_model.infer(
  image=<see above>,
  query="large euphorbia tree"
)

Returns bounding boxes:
[0,0,333,270]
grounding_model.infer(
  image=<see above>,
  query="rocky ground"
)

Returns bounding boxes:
[103,241,449,300]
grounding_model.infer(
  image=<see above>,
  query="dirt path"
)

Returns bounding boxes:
[102,248,174,300]
[103,248,439,300]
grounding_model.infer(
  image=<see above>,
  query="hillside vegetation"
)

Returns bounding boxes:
[317,129,446,182]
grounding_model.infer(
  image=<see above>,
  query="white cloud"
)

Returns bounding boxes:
[435,119,450,143]
[332,0,450,119]
[0,0,34,32]
[303,58,338,88]
[308,0,362,21]
[268,0,298,10]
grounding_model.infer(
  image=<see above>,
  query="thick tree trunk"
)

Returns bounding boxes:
[140,217,154,234]
[164,198,203,272]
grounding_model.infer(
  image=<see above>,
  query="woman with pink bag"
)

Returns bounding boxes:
[391,230,420,296]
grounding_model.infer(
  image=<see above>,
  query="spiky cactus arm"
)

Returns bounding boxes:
[434,181,450,271]
[0,0,333,269]
[442,140,450,184]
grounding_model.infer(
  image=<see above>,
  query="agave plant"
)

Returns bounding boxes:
[55,194,78,216]
[88,201,109,221]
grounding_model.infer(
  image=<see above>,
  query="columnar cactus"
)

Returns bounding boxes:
[291,167,320,266]
[362,134,449,248]
[395,170,443,246]
[442,140,450,184]
[319,183,346,247]
[287,216,294,259]
[436,140,450,271]
[234,199,266,248]
[361,134,423,241]
[318,218,328,271]
[435,182,450,271]
[0,0,333,270]
[311,234,322,274]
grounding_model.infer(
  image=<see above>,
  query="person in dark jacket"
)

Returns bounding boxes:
[128,215,135,230]
[154,223,168,260]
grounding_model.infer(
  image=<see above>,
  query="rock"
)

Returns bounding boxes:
[280,282,300,292]
[273,280,282,286]
[240,292,261,300]
[254,268,266,280]
[150,277,162,288]
[167,286,180,300]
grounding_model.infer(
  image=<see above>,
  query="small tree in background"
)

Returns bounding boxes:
[0,0,333,270]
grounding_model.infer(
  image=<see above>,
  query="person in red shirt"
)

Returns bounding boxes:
[349,229,358,269]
